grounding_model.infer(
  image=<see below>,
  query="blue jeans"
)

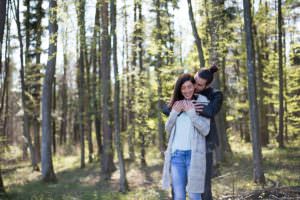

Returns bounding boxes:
[171,150,202,200]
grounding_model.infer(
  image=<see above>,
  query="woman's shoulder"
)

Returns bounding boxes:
[195,94,209,103]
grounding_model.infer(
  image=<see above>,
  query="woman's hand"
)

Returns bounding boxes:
[183,100,194,111]
[172,101,183,112]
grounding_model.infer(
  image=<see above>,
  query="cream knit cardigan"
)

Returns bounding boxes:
[161,95,210,193]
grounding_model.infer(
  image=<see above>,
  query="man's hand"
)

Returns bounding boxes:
[194,103,205,113]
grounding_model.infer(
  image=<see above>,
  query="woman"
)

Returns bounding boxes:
[162,73,210,200]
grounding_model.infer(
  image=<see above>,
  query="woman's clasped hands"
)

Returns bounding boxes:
[172,100,195,112]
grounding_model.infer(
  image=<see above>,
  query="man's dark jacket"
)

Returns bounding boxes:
[162,87,223,151]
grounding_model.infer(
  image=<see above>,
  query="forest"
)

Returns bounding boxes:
[0,0,299,199]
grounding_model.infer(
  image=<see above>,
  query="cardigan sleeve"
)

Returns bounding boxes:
[165,110,179,134]
[186,109,210,136]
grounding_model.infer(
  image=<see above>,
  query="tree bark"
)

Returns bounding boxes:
[277,0,284,148]
[243,0,265,184]
[0,167,4,194]
[41,0,58,182]
[76,0,87,168]
[12,0,35,162]
[111,0,129,192]
[0,0,7,74]
[100,0,114,179]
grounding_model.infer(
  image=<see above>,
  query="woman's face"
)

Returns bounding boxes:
[181,80,194,100]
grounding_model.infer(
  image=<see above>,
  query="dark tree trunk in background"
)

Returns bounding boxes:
[92,0,102,159]
[111,0,128,192]
[60,52,68,145]
[77,0,86,168]
[0,168,4,194]
[154,0,166,157]
[0,0,7,74]
[243,0,265,184]
[187,0,205,68]
[41,0,58,183]
[13,0,34,161]
[100,0,115,179]
[277,0,284,148]
[52,76,56,155]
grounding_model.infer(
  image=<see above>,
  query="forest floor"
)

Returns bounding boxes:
[0,135,299,200]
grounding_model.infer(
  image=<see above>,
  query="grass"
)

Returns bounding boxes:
[1,136,299,200]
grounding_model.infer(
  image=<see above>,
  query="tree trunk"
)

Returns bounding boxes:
[0,0,7,74]
[76,0,87,168]
[242,0,265,184]
[100,0,114,179]
[13,0,35,162]
[0,167,4,194]
[154,0,166,158]
[52,76,56,155]
[91,0,102,159]
[60,53,68,145]
[277,0,284,148]
[41,0,58,182]
[111,0,129,192]
[187,0,205,68]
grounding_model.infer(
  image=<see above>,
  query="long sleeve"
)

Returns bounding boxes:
[161,103,171,116]
[186,109,210,136]
[199,90,223,119]
[165,110,179,134]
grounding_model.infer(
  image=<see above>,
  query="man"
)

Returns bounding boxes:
[162,65,223,200]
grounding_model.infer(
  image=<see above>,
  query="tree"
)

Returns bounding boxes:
[91,0,102,159]
[76,0,86,169]
[41,0,58,182]
[187,0,205,67]
[242,0,265,184]
[277,0,284,148]
[100,0,114,179]
[12,0,34,161]
[0,167,3,194]
[111,0,128,192]
[0,0,7,73]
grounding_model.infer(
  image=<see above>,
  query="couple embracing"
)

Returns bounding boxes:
[161,65,223,200]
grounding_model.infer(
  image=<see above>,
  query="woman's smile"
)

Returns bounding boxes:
[181,81,195,100]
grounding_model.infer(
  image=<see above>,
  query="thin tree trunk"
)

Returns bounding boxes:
[60,53,68,145]
[41,0,58,182]
[100,0,114,179]
[0,167,4,194]
[0,0,7,74]
[154,0,166,158]
[277,0,284,148]
[91,0,102,159]
[111,0,128,192]
[76,0,86,168]
[12,0,34,162]
[52,76,56,155]
[187,0,205,68]
[243,0,265,184]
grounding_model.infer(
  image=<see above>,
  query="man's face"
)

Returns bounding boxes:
[194,74,207,93]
